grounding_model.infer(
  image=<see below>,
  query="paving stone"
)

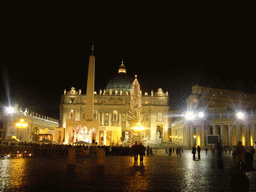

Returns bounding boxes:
[0,150,255,191]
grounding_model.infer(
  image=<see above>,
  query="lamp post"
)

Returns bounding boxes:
[15,119,28,141]
[185,111,205,147]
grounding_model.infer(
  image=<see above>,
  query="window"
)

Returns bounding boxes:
[69,110,74,119]
[113,110,118,121]
[145,100,149,104]
[70,98,75,103]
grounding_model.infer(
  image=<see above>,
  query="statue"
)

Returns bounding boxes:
[157,131,161,138]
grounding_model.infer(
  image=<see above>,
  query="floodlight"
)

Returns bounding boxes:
[198,112,204,118]
[6,107,15,114]
[236,112,245,119]
[185,112,195,120]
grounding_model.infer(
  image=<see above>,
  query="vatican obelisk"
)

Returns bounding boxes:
[84,44,95,121]
[83,43,99,143]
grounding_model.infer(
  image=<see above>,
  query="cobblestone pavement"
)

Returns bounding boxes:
[0,149,256,191]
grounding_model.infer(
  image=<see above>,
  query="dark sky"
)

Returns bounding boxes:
[1,4,255,119]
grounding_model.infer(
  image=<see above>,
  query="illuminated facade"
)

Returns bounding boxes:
[171,85,256,148]
[1,104,62,144]
[60,60,170,144]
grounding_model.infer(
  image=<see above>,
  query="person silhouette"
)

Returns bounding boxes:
[192,146,196,160]
[197,145,201,160]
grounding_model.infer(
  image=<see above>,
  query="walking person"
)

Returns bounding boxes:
[147,145,150,156]
[236,141,246,170]
[197,145,201,160]
[212,146,215,156]
[132,141,139,164]
[192,145,196,160]
[139,143,146,164]
[169,148,172,156]
[205,147,208,155]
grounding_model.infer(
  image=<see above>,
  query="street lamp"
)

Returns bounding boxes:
[16,119,28,128]
[185,112,195,120]
[185,111,205,120]
[6,106,15,114]
[15,119,28,142]
[236,112,245,120]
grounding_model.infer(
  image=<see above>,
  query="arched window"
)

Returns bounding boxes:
[69,110,74,119]
[113,110,118,121]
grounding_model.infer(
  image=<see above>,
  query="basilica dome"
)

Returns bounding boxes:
[106,61,133,92]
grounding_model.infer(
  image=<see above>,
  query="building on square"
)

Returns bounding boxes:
[60,58,170,145]
[1,104,62,144]
[171,85,256,148]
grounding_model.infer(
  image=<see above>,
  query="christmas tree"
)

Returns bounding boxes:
[123,75,145,146]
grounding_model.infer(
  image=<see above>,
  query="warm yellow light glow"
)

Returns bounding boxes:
[197,136,200,146]
[242,136,245,146]
[16,119,28,128]
[16,123,22,127]
[193,135,196,139]
[22,123,28,127]
[133,123,145,132]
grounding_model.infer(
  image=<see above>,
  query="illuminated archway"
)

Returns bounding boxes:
[157,124,163,138]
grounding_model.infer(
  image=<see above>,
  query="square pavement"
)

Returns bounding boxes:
[0,149,256,191]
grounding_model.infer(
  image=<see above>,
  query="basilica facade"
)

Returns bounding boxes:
[60,61,170,145]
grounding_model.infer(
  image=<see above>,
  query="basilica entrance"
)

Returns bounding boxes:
[157,124,163,138]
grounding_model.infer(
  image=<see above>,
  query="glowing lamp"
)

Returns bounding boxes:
[6,107,15,114]
[236,112,245,119]
[198,112,204,118]
[185,112,195,120]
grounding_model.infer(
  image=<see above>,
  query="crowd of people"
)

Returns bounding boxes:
[1,141,256,171]
[0,143,151,158]
[131,141,146,164]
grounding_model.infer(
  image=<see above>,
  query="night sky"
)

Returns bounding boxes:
[1,5,255,119]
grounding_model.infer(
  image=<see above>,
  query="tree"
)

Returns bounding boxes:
[127,75,143,127]
[123,75,145,146]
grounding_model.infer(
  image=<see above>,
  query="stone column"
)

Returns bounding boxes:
[228,125,232,147]
[109,113,112,126]
[236,124,240,145]
[253,125,256,146]
[103,131,106,145]
[190,125,194,147]
[183,126,187,147]
[220,125,225,145]
[244,124,250,147]
[201,124,205,147]
[102,112,105,126]
[213,125,219,135]
[118,113,122,127]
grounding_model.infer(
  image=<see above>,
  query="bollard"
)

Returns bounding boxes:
[68,148,76,165]
[98,148,105,166]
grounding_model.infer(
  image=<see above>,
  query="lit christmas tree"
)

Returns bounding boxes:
[123,75,145,146]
